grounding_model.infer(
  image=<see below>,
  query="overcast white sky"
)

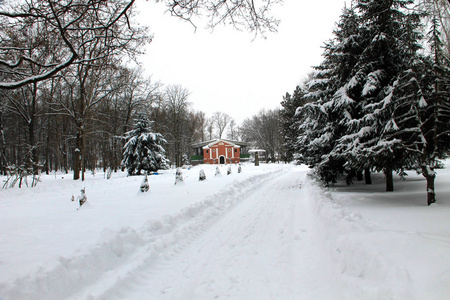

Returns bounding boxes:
[135,0,346,124]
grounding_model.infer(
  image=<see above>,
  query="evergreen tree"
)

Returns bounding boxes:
[140,175,149,192]
[122,116,170,175]
[296,6,364,184]
[289,0,448,204]
[199,169,206,181]
[78,187,87,207]
[174,168,183,185]
[334,0,424,191]
[182,154,190,166]
[280,86,308,162]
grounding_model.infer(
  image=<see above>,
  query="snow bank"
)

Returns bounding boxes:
[302,168,450,300]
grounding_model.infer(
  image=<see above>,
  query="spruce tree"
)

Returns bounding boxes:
[335,0,424,191]
[280,86,307,162]
[140,175,150,192]
[199,169,206,181]
[174,168,183,185]
[122,115,170,176]
[296,6,364,184]
[290,0,448,204]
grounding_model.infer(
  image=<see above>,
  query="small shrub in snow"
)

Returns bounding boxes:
[174,168,183,185]
[227,166,232,175]
[399,170,408,181]
[199,169,206,181]
[215,166,221,176]
[2,165,41,189]
[140,175,149,192]
[106,168,112,180]
[182,154,190,166]
[78,187,87,207]
[238,164,242,173]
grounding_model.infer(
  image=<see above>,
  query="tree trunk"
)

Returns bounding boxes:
[73,130,81,180]
[364,168,372,184]
[28,82,38,175]
[73,121,85,180]
[422,165,436,206]
[45,131,50,175]
[81,125,86,181]
[0,106,6,175]
[356,170,363,181]
[346,170,356,185]
[63,139,69,174]
[384,167,394,192]
[75,76,87,181]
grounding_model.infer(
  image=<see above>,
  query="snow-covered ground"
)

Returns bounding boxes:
[0,162,449,299]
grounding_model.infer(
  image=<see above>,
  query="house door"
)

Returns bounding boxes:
[219,156,225,164]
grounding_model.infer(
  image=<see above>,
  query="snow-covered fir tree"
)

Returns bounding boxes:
[215,166,221,176]
[78,187,87,207]
[289,0,450,204]
[174,168,183,185]
[280,86,308,162]
[199,169,206,181]
[140,175,149,192]
[182,154,190,166]
[296,6,364,184]
[335,0,425,191]
[122,115,170,176]
[292,0,445,201]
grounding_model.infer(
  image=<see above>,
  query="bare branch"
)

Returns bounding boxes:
[0,0,141,90]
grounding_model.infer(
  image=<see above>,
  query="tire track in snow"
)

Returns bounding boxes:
[0,167,287,300]
[101,168,340,300]
[88,168,292,300]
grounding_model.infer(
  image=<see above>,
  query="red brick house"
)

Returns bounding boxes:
[191,139,250,165]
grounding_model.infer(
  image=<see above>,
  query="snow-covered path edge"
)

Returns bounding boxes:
[0,168,286,300]
[302,173,450,300]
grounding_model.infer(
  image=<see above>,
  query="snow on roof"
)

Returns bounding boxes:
[192,139,250,149]
[248,149,266,152]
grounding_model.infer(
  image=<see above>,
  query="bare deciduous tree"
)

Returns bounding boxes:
[164,84,191,167]
[161,0,281,36]
[227,119,240,140]
[0,0,280,90]
[240,109,282,162]
[211,111,232,139]
[0,0,144,90]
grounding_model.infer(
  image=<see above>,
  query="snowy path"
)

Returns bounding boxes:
[2,164,450,299]
[94,168,338,300]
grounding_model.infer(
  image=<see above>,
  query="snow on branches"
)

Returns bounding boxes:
[122,116,170,176]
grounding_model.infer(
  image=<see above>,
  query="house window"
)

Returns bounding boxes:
[206,150,209,154]
[228,149,231,152]
[234,149,237,153]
